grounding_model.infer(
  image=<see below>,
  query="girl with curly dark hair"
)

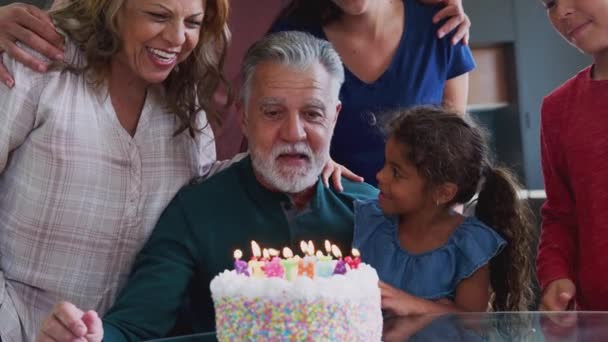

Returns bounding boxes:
[354,106,535,314]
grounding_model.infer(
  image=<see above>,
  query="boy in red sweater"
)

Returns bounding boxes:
[537,0,608,311]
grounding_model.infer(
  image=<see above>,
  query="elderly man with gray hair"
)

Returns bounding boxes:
[36,31,378,342]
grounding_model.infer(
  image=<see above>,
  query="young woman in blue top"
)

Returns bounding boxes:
[271,0,476,186]
[354,107,535,314]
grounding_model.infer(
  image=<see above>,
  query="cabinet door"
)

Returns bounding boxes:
[464,0,516,44]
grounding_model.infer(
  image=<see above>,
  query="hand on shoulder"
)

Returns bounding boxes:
[420,0,470,45]
[0,2,64,87]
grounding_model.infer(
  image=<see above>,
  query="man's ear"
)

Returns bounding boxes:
[333,101,342,124]
[434,182,458,206]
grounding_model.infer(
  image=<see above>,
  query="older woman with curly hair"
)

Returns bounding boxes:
[0,0,230,340]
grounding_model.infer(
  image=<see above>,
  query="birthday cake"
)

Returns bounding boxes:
[209,241,383,341]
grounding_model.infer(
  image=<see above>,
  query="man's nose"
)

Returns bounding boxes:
[279,113,307,142]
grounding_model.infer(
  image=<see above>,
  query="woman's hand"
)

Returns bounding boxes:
[37,301,103,342]
[321,158,364,192]
[0,3,65,87]
[420,0,471,45]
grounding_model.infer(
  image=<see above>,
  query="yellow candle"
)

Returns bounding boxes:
[249,240,265,278]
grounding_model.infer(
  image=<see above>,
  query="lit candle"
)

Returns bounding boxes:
[345,248,361,270]
[233,249,250,276]
[315,250,334,278]
[307,240,316,256]
[262,248,270,261]
[263,257,285,278]
[280,247,299,281]
[248,240,265,278]
[331,245,347,275]
[324,240,332,255]
[300,241,309,255]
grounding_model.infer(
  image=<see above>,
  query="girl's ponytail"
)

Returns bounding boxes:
[476,165,535,311]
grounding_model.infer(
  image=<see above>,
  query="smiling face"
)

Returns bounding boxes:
[542,0,608,55]
[242,61,341,194]
[113,0,204,85]
[376,138,435,216]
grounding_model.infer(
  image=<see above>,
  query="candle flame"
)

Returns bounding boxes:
[262,248,270,259]
[315,250,324,258]
[234,249,243,260]
[300,241,308,254]
[352,248,360,258]
[308,240,315,255]
[324,240,331,253]
[283,247,294,258]
[331,244,342,258]
[251,240,261,258]
[268,248,280,257]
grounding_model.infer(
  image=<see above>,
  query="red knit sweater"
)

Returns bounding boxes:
[537,66,608,310]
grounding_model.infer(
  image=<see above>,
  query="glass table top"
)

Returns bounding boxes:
[146,311,608,341]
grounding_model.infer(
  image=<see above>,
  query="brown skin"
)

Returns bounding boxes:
[0,0,471,87]
[323,0,469,116]
[377,138,491,316]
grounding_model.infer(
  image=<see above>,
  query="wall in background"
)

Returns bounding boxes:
[465,0,590,190]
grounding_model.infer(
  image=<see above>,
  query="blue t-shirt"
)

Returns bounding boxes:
[271,0,476,186]
[353,200,505,300]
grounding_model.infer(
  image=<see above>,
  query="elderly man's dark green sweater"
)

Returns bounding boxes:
[102,156,378,341]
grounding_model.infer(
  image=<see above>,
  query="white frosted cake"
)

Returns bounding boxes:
[209,242,382,341]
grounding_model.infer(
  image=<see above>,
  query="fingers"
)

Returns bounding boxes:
[37,304,101,342]
[331,168,343,192]
[321,165,332,188]
[82,311,104,342]
[20,6,64,54]
[0,3,64,75]
[451,15,471,45]
[3,41,48,72]
[541,292,567,311]
[339,166,364,183]
[7,18,63,61]
[0,52,14,88]
[52,302,87,337]
[434,8,464,39]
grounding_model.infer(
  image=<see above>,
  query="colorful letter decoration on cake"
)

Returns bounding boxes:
[233,249,249,276]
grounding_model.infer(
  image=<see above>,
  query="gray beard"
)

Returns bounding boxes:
[250,142,327,193]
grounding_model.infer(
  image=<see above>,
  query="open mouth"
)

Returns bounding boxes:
[146,47,178,65]
[277,153,310,161]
